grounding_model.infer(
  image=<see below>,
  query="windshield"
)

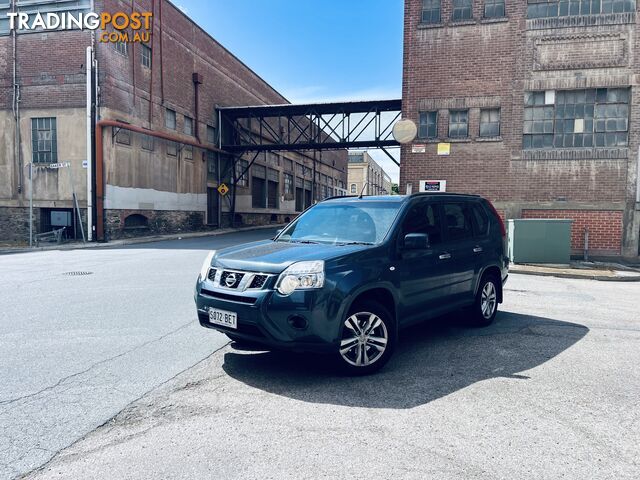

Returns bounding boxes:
[277,202,401,245]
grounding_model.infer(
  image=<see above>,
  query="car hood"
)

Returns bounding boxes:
[212,240,369,274]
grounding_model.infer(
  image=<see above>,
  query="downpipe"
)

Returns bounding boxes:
[12,0,23,195]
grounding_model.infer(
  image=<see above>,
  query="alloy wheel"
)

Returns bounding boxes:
[481,281,497,319]
[339,312,388,367]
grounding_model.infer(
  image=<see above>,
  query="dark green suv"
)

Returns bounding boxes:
[195,193,509,375]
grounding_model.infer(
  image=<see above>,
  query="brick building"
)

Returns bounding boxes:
[347,151,393,195]
[401,0,640,259]
[0,0,346,242]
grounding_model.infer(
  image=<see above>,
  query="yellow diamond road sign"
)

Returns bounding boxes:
[217,183,229,196]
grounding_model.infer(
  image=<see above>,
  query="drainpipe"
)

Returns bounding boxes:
[636,147,640,205]
[148,0,155,127]
[193,72,202,142]
[94,120,228,241]
[86,46,94,241]
[12,0,23,195]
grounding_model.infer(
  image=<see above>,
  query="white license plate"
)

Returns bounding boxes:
[208,308,238,329]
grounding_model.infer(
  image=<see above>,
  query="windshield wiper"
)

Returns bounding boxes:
[337,241,374,246]
[289,239,320,244]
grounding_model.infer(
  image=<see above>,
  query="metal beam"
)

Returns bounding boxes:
[220,99,402,153]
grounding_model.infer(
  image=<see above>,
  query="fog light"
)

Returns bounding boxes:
[288,315,308,330]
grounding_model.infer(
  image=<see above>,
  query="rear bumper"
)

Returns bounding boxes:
[194,280,341,353]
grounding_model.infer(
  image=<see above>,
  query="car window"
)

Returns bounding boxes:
[471,203,490,237]
[443,203,474,241]
[401,202,442,245]
[278,203,401,245]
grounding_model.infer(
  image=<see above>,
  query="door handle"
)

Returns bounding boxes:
[473,246,483,253]
[438,252,452,260]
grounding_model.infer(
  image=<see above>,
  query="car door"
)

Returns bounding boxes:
[440,202,477,305]
[394,200,452,324]
[469,200,493,286]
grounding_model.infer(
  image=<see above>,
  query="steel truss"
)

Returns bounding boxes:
[219,99,402,153]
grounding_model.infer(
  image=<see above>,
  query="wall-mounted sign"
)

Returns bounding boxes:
[420,180,447,193]
[82,160,88,169]
[411,144,426,154]
[437,143,450,156]
[47,162,71,169]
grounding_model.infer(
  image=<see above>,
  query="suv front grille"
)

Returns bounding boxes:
[220,271,245,289]
[249,274,268,289]
[207,268,217,281]
[204,268,274,291]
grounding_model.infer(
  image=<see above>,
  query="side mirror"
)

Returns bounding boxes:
[404,233,429,250]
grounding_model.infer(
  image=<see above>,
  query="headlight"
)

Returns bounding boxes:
[199,250,216,281]
[276,260,325,296]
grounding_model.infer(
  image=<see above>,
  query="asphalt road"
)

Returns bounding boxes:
[0,228,279,480]
[21,267,640,478]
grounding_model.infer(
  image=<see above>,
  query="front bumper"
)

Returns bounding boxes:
[194,278,341,353]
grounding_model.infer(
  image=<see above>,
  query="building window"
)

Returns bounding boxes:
[207,151,218,177]
[31,117,57,163]
[184,116,193,136]
[167,141,177,156]
[284,173,294,195]
[479,108,501,137]
[115,126,131,145]
[141,44,151,68]
[452,0,473,21]
[184,145,193,160]
[114,41,128,56]
[523,88,630,149]
[419,111,438,139]
[527,0,636,19]
[141,133,154,151]
[448,110,469,138]
[284,158,294,172]
[421,0,441,24]
[235,159,249,187]
[484,0,505,18]
[165,109,176,130]
[206,125,217,144]
[351,184,357,194]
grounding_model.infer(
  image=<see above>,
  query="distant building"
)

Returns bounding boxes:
[401,0,640,259]
[348,151,393,196]
[0,0,346,242]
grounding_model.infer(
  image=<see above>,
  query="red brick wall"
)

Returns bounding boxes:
[0,30,91,110]
[401,0,639,256]
[522,209,623,255]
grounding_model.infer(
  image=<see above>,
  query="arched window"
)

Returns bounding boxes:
[124,214,149,228]
[350,184,357,193]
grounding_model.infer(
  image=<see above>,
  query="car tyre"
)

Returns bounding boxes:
[471,273,500,327]
[334,300,396,376]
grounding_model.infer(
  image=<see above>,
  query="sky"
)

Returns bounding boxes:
[176,0,404,182]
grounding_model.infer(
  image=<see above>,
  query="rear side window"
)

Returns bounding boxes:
[401,202,443,245]
[443,203,474,241]
[471,203,490,237]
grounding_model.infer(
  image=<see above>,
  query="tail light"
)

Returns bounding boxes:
[486,200,506,237]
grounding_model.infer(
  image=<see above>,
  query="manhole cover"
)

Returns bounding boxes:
[63,271,94,276]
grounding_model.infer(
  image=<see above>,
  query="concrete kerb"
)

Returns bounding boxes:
[510,263,640,282]
[0,224,286,255]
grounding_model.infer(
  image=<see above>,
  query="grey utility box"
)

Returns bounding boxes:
[507,219,573,264]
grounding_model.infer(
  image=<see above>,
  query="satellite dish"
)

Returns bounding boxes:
[392,119,418,144]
